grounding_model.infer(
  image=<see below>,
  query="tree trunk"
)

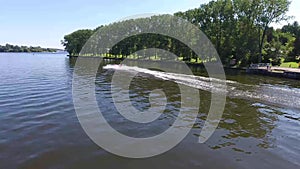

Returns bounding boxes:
[259,25,268,63]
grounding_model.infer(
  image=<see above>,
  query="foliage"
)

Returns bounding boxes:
[61,29,96,56]
[62,0,296,67]
[282,21,300,61]
[0,44,57,53]
[175,0,292,66]
[263,28,295,65]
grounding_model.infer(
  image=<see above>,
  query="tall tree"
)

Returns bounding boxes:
[255,0,291,62]
[282,21,300,60]
[61,29,94,56]
[263,28,295,64]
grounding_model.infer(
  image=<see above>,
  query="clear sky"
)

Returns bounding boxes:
[0,0,299,49]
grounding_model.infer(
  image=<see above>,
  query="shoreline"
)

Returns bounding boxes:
[69,55,300,80]
[68,55,247,69]
[247,67,300,80]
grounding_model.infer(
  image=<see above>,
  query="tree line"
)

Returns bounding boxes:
[62,0,299,66]
[0,44,57,53]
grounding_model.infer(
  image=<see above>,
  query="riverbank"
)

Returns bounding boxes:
[68,55,246,69]
[247,66,300,80]
[69,55,300,80]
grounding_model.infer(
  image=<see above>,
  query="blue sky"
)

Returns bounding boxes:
[0,0,299,49]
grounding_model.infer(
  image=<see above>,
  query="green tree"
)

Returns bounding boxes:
[61,29,94,56]
[255,0,291,62]
[282,21,300,60]
[263,28,295,65]
[62,0,295,67]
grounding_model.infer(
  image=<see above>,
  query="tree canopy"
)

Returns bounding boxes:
[61,27,103,56]
[62,0,297,66]
[175,0,292,65]
[0,44,57,53]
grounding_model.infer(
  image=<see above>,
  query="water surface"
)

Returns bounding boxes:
[0,53,299,169]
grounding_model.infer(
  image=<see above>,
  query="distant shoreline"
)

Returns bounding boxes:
[0,44,63,53]
[0,51,66,53]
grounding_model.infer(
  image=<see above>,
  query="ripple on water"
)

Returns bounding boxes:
[0,56,300,168]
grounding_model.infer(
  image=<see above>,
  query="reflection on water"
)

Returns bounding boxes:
[0,54,299,168]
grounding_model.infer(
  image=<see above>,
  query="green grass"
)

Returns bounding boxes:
[280,62,299,68]
[100,54,207,64]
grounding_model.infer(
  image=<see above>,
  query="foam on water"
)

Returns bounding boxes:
[103,64,300,109]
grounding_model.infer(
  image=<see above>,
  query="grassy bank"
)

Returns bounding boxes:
[280,62,299,68]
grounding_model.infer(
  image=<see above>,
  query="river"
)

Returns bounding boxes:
[0,53,299,169]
